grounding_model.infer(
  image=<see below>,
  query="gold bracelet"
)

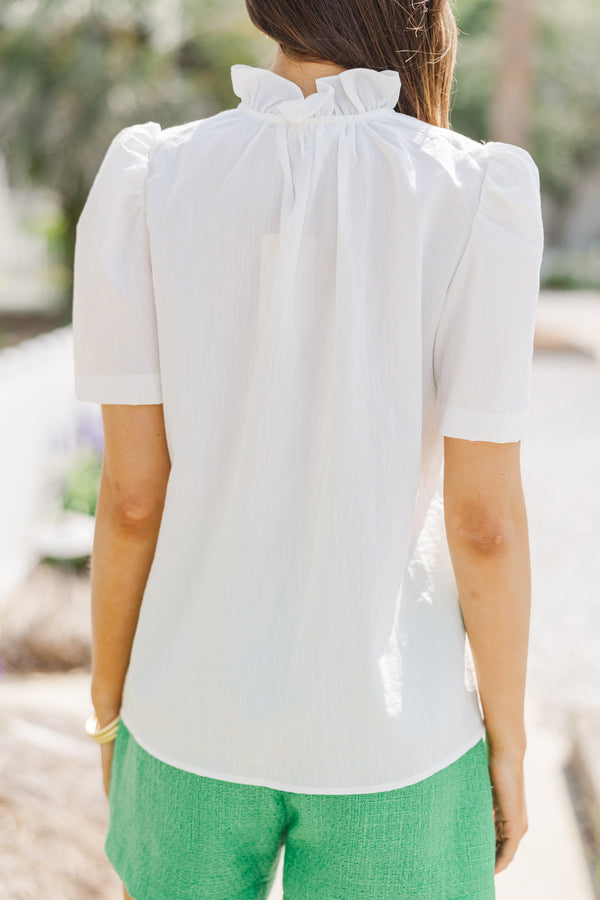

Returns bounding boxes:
[84,712,121,743]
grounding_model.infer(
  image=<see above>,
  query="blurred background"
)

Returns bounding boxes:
[0,0,598,897]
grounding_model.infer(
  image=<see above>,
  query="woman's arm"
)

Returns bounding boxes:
[443,435,530,872]
[90,404,171,726]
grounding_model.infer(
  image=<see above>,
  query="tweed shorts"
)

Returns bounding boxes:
[105,719,496,899]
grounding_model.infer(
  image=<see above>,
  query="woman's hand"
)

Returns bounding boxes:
[93,706,121,799]
[488,751,528,874]
[100,739,116,799]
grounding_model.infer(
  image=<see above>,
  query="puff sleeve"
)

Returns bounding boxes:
[72,122,163,404]
[433,142,544,443]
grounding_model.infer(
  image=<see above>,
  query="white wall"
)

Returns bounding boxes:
[0,153,62,315]
[0,325,91,603]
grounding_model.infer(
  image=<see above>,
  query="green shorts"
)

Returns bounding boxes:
[106,719,496,899]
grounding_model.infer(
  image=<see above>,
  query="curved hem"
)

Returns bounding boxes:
[119,708,486,795]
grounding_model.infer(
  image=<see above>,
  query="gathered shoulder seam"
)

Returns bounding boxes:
[431,143,491,393]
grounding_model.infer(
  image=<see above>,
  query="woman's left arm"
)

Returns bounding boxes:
[90,403,171,726]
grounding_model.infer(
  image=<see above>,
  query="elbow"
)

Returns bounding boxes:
[113,495,160,522]
[446,503,517,557]
[102,479,166,531]
[98,448,170,532]
[109,496,164,534]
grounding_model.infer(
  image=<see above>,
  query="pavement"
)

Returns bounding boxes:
[534,290,600,360]
[500,289,600,900]
[0,670,124,900]
[493,685,596,900]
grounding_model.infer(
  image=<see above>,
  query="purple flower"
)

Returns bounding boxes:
[76,408,104,455]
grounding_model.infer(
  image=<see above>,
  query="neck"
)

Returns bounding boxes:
[269,46,347,97]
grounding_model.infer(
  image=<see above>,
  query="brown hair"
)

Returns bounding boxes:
[244,0,458,129]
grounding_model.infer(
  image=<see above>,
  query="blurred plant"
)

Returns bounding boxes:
[541,246,600,291]
[62,447,102,517]
[452,0,497,141]
[61,405,104,516]
[0,0,259,316]
[75,405,105,456]
[453,0,600,217]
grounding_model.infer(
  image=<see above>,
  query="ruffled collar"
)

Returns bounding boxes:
[231,64,401,122]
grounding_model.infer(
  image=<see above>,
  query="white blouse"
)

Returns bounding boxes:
[72,63,544,793]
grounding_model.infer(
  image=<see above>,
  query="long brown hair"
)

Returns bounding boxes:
[244,0,458,129]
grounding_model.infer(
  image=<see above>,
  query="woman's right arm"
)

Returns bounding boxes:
[443,434,530,875]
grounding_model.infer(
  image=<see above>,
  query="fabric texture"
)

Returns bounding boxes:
[106,719,496,899]
[72,63,544,793]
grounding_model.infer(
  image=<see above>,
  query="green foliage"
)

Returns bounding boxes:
[452,0,600,205]
[451,0,496,143]
[541,248,600,291]
[38,209,69,261]
[533,1,600,202]
[0,0,259,306]
[62,448,102,517]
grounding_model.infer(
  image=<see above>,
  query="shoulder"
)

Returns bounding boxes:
[391,113,540,195]
[99,121,162,174]
[148,109,244,166]
[390,114,487,174]
[475,141,542,247]
[96,109,241,178]
[477,140,540,201]
[382,116,544,262]
[77,122,162,233]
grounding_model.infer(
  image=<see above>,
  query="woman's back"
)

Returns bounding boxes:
[73,62,543,793]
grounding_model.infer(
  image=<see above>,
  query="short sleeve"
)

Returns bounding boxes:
[72,121,163,404]
[433,141,544,442]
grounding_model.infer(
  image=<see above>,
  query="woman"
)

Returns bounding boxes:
[73,0,544,897]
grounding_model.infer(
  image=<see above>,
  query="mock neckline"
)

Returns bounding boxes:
[231,64,401,121]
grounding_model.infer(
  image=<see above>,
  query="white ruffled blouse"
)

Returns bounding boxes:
[72,63,544,793]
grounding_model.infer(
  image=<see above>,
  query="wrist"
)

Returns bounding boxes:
[484,726,527,762]
[93,708,121,731]
[91,691,122,727]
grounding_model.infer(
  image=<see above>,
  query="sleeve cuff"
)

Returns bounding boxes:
[437,405,530,443]
[74,373,163,404]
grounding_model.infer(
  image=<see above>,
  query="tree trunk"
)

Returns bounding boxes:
[490,0,537,149]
